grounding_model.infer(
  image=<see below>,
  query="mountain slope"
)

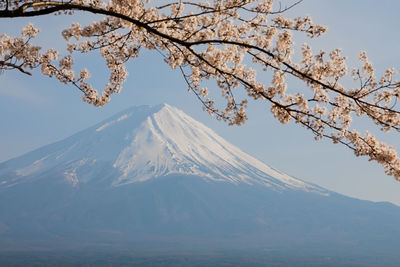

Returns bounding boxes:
[0,104,324,193]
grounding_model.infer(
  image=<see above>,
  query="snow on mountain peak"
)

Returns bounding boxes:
[96,114,129,132]
[0,104,326,194]
[111,104,322,193]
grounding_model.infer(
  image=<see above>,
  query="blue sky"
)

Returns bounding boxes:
[2,0,400,205]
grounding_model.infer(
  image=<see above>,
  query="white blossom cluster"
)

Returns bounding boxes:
[0,23,41,75]
[2,0,400,180]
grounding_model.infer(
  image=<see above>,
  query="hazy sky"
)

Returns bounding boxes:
[2,1,400,205]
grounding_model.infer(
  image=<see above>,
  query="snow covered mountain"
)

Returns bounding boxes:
[2,104,400,264]
[0,103,324,193]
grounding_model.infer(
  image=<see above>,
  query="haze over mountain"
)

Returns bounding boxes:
[1,104,400,264]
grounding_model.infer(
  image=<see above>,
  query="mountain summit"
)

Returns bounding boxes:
[0,103,323,193]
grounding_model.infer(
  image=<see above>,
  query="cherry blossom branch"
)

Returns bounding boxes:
[1,0,400,180]
[0,60,32,75]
